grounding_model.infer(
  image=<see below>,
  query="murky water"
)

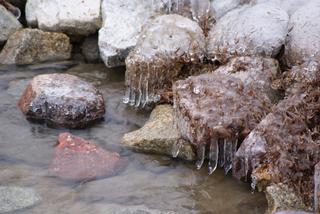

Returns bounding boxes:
[0,62,267,214]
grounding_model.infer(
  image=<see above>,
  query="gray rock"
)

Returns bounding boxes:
[207,3,289,63]
[81,35,101,63]
[0,5,22,44]
[0,28,71,65]
[25,0,102,36]
[210,0,249,20]
[253,0,309,16]
[0,186,41,213]
[122,105,195,161]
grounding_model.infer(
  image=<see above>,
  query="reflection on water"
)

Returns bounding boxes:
[0,62,267,214]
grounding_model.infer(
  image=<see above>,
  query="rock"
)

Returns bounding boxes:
[81,35,101,63]
[0,186,41,213]
[122,105,195,161]
[266,184,308,214]
[285,1,320,66]
[315,162,320,214]
[18,73,105,128]
[210,0,249,20]
[0,5,22,44]
[253,0,309,16]
[0,29,71,65]
[25,0,102,36]
[50,133,127,182]
[124,14,206,107]
[173,56,278,175]
[207,3,289,63]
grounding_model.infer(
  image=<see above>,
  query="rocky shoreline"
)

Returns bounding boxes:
[0,0,320,213]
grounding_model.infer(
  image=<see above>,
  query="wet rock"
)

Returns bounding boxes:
[18,73,105,128]
[0,5,22,44]
[207,3,288,63]
[173,56,278,174]
[285,1,320,66]
[25,0,102,36]
[0,186,41,213]
[122,105,195,161]
[315,162,320,214]
[266,184,308,214]
[81,35,101,63]
[124,14,206,108]
[50,133,127,182]
[0,29,71,65]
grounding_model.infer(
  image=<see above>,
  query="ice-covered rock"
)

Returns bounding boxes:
[0,5,22,44]
[25,0,102,36]
[0,29,71,65]
[285,1,320,66]
[18,73,105,128]
[253,0,309,16]
[50,133,127,181]
[124,14,206,108]
[122,105,195,161]
[173,57,278,174]
[210,0,249,20]
[207,3,289,63]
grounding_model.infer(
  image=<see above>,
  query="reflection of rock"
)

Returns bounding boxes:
[81,35,101,63]
[207,3,288,63]
[0,29,71,65]
[0,5,22,44]
[50,133,127,182]
[25,0,102,36]
[124,14,206,107]
[18,73,105,128]
[0,186,41,213]
[122,105,195,161]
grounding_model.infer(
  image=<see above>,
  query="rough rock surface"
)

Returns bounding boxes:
[50,133,127,181]
[18,73,105,128]
[0,29,71,65]
[81,35,101,63]
[253,0,309,16]
[0,5,22,44]
[25,0,102,36]
[207,3,288,63]
[173,56,278,174]
[210,0,249,20]
[0,186,41,213]
[124,14,206,108]
[315,162,320,213]
[122,105,195,161]
[285,1,320,66]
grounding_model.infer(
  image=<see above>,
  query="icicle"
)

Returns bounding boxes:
[208,139,219,175]
[219,139,225,167]
[196,144,205,170]
[129,89,136,106]
[172,139,183,158]
[135,74,143,107]
[244,157,249,182]
[123,86,130,104]
[251,175,257,194]
[224,140,233,175]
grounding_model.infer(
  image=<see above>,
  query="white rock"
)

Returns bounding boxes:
[0,5,22,44]
[253,0,309,16]
[25,0,102,36]
[210,0,248,20]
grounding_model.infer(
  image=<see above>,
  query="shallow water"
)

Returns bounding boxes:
[0,62,267,214]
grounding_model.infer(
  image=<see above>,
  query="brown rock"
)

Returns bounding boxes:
[50,133,127,182]
[18,73,105,128]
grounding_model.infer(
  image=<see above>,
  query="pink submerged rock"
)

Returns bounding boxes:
[50,133,127,182]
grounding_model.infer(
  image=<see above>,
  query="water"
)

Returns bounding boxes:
[0,62,267,213]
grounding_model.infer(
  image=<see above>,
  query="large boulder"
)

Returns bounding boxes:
[124,14,206,107]
[122,105,195,161]
[18,73,105,128]
[0,29,71,65]
[25,0,102,36]
[50,133,127,181]
[207,3,289,63]
[173,56,278,174]
[0,5,22,44]
[285,1,320,66]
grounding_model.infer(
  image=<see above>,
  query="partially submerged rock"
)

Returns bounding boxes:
[50,133,127,181]
[0,29,71,65]
[0,186,41,213]
[25,0,102,36]
[173,57,278,174]
[285,1,320,66]
[0,5,22,44]
[18,73,105,128]
[124,14,206,108]
[207,3,288,63]
[122,105,195,161]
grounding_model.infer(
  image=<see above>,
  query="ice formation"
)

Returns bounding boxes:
[173,57,278,174]
[124,14,206,108]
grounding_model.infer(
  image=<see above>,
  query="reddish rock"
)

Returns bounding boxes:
[18,73,105,128]
[50,133,127,182]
